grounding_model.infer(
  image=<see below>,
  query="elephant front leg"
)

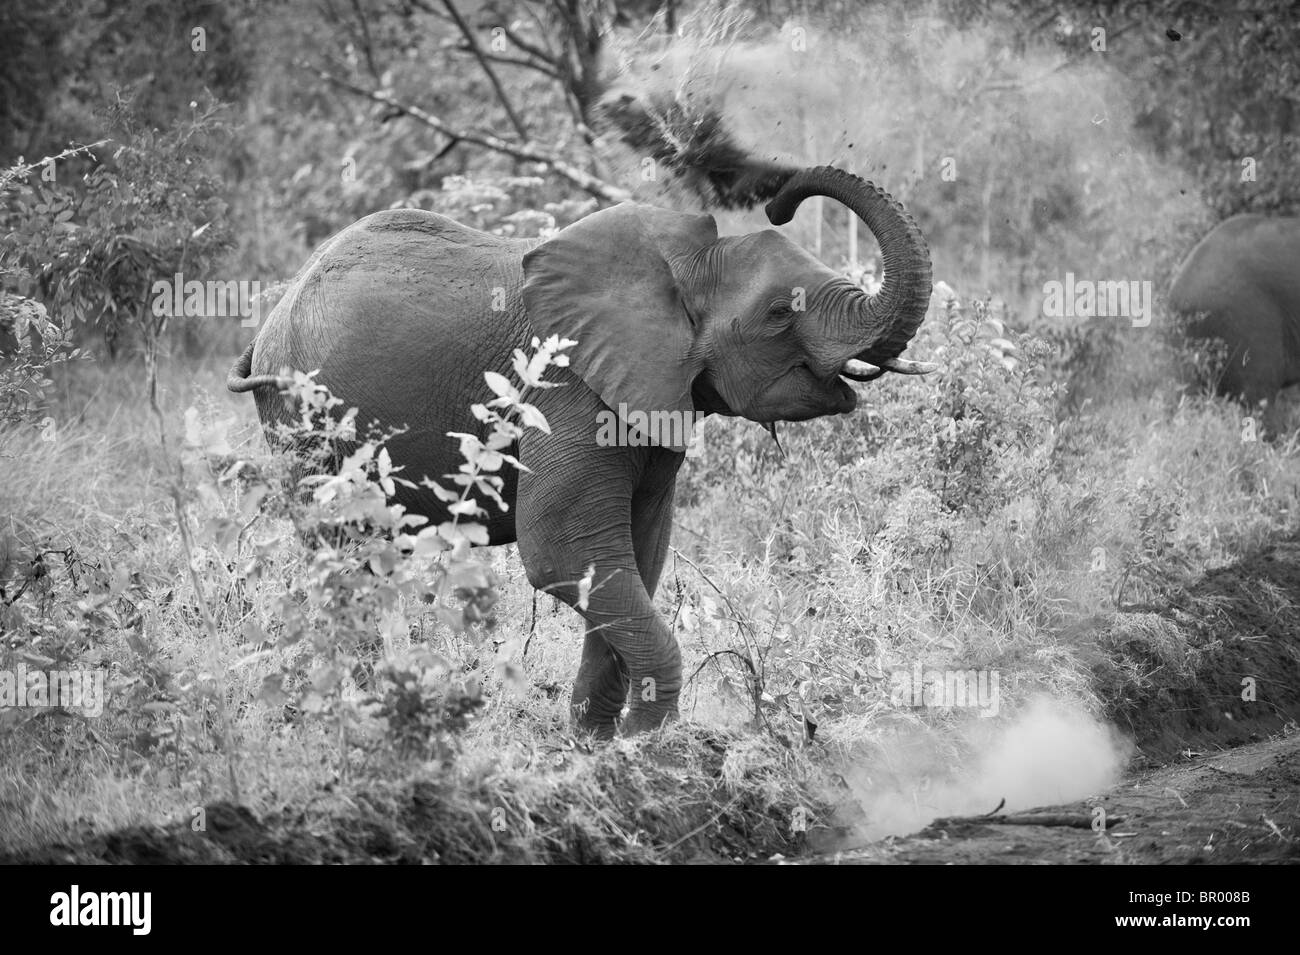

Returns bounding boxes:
[615,612,682,736]
[571,631,628,738]
[516,489,683,736]
[619,464,682,734]
[515,395,685,737]
[529,562,682,738]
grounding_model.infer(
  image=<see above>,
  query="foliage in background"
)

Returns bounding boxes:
[0,0,1291,441]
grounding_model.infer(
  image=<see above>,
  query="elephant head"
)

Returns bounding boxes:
[522,165,934,448]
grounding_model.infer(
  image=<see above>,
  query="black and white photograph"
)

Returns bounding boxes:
[0,0,1296,895]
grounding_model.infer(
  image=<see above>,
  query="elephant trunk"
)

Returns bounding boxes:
[766,166,932,364]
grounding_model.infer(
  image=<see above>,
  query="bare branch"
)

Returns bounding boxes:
[500,20,560,66]
[498,20,589,134]
[405,0,451,23]
[306,66,630,204]
[348,0,383,85]
[440,0,530,142]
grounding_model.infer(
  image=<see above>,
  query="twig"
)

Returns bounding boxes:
[501,20,558,64]
[0,139,110,187]
[450,46,561,80]
[669,545,772,731]
[523,589,539,658]
[670,545,758,646]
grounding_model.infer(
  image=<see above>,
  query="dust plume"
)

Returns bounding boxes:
[841,695,1132,841]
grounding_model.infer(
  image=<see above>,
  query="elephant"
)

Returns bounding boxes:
[228,165,935,737]
[1169,214,1300,406]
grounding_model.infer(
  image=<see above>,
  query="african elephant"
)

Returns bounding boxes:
[228,165,934,737]
[1169,214,1300,405]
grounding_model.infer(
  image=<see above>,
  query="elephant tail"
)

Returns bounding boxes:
[227,341,283,393]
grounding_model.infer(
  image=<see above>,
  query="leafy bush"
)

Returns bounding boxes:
[1,98,231,357]
[0,294,78,428]
[2,329,573,781]
[186,336,574,771]
[0,148,94,428]
[908,286,1061,514]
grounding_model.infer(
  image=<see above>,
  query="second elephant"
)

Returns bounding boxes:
[1169,214,1300,406]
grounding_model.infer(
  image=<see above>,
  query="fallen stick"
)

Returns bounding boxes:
[929,812,1126,830]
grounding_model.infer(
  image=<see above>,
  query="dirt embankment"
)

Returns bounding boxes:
[1101,537,1300,764]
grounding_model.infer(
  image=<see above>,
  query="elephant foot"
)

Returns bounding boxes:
[570,694,623,740]
[616,702,679,737]
[616,666,681,736]
[570,639,630,739]
[569,703,677,739]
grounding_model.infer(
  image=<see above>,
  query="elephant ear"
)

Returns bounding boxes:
[522,203,717,451]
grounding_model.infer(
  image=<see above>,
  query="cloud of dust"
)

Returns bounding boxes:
[843,695,1132,842]
[607,10,1131,188]
[605,4,1203,297]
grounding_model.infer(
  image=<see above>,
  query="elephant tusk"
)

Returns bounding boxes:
[841,358,884,380]
[882,357,939,375]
